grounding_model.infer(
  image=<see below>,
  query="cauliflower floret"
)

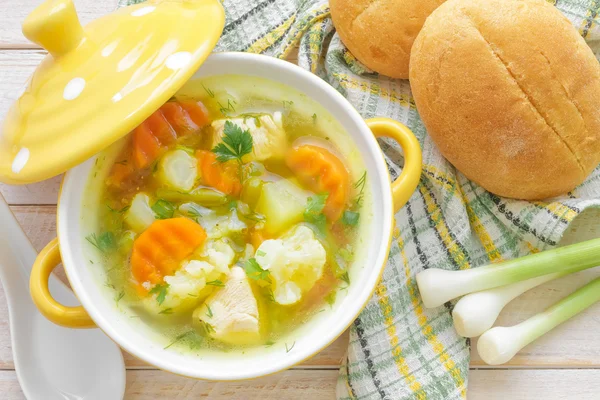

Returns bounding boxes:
[195,266,261,345]
[144,240,235,314]
[211,113,286,161]
[199,239,236,274]
[255,225,326,305]
[197,208,246,239]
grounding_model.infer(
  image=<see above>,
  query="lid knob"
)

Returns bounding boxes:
[22,0,84,58]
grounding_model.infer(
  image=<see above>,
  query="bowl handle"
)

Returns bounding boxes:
[366,118,422,213]
[30,238,96,328]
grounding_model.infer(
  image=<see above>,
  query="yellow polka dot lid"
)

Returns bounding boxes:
[0,0,225,184]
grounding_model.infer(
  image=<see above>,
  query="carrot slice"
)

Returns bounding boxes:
[179,100,210,128]
[285,145,350,221]
[131,218,207,285]
[160,102,199,135]
[132,121,163,169]
[108,100,210,185]
[197,150,242,197]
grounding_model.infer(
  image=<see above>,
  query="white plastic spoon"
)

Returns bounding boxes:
[0,194,126,399]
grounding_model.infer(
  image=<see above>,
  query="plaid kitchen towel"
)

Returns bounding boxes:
[118,0,600,398]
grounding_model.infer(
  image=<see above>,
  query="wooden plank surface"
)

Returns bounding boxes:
[2,369,600,400]
[0,0,119,48]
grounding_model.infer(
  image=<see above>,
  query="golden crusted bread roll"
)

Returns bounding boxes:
[330,0,446,79]
[410,0,600,200]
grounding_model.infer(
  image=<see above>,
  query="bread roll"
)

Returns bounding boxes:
[330,0,446,79]
[410,0,600,199]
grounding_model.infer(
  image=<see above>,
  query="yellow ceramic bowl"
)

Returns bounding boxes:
[30,53,422,380]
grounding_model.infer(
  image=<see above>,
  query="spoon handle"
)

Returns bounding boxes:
[0,194,37,296]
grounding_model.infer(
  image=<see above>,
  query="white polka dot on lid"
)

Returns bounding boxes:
[63,77,86,101]
[131,6,155,17]
[165,52,192,70]
[101,40,120,57]
[112,93,123,103]
[11,147,29,174]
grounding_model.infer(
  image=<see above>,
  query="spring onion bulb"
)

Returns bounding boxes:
[452,272,564,338]
[477,276,600,365]
[416,237,600,308]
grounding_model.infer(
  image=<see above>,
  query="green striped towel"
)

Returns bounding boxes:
[120,0,600,398]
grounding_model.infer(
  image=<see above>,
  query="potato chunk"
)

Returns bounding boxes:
[255,180,310,235]
[195,266,261,345]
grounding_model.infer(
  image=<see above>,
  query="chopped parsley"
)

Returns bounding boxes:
[206,304,213,318]
[149,283,169,305]
[304,193,328,233]
[211,121,253,163]
[158,308,173,315]
[342,210,360,226]
[325,290,337,307]
[152,199,175,219]
[243,258,271,282]
[342,171,368,227]
[85,232,116,253]
[206,279,224,287]
[256,250,266,257]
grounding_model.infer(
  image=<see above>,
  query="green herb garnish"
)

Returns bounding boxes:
[152,199,175,219]
[159,308,173,315]
[106,204,130,214]
[164,330,203,350]
[206,304,213,318]
[115,290,125,305]
[342,210,360,226]
[243,258,271,282]
[312,113,317,124]
[285,341,295,353]
[211,121,253,163]
[256,250,266,257]
[304,193,329,233]
[202,84,215,98]
[217,99,237,116]
[149,283,169,305]
[86,232,116,253]
[265,340,275,347]
[206,279,225,287]
[325,290,337,307]
[353,171,367,208]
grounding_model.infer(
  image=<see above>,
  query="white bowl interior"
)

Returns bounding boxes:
[58,53,393,380]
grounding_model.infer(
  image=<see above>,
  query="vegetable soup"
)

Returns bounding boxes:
[86,75,371,352]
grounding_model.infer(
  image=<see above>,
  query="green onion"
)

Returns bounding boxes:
[452,272,564,338]
[151,199,175,219]
[477,276,600,365]
[416,238,600,308]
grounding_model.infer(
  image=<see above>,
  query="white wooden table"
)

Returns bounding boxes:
[2,1,600,398]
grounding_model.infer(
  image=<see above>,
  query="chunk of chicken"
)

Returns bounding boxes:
[211,113,286,161]
[195,266,261,345]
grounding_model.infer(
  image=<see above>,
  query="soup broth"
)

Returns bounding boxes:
[87,75,371,353]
